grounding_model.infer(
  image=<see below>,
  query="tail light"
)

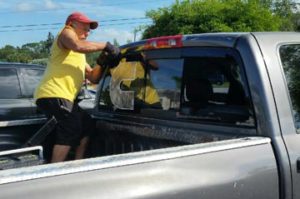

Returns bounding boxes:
[144,35,183,49]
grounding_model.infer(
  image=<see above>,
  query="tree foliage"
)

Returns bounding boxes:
[0,0,299,63]
[142,0,294,39]
[86,38,120,66]
[0,32,55,64]
[0,32,119,67]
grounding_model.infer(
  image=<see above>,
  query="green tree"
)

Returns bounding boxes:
[0,45,16,62]
[21,43,43,59]
[142,0,288,39]
[113,38,120,47]
[86,38,120,67]
[30,58,48,66]
[44,32,54,54]
[292,12,300,31]
[0,32,55,63]
[272,0,295,30]
[86,52,99,66]
[7,51,31,63]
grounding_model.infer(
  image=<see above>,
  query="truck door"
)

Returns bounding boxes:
[254,33,300,199]
[278,43,300,199]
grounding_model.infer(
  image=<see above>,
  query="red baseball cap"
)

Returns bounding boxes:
[66,12,98,30]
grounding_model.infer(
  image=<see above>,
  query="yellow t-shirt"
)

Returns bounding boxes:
[34,26,86,102]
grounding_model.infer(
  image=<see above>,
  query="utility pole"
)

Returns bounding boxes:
[133,28,138,42]
[133,26,143,42]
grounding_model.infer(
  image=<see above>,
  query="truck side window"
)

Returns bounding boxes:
[20,68,44,98]
[280,44,300,131]
[0,68,21,99]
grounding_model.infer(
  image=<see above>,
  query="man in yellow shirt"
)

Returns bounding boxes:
[34,12,120,163]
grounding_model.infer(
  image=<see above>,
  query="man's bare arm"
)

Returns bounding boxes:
[85,64,103,84]
[58,28,107,53]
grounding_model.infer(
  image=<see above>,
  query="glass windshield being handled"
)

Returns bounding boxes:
[98,47,254,127]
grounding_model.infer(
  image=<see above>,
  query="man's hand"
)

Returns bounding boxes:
[96,51,121,68]
[96,52,108,66]
[98,42,121,68]
[104,42,120,56]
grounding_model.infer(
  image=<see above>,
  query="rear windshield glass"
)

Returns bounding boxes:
[98,47,254,127]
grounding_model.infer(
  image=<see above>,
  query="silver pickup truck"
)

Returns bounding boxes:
[0,32,299,199]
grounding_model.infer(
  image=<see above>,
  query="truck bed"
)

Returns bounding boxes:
[86,116,252,158]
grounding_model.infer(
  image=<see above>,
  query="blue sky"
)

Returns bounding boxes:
[0,0,175,47]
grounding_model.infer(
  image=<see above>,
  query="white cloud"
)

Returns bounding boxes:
[15,2,34,12]
[57,2,145,19]
[95,6,145,18]
[0,1,8,8]
[14,0,61,12]
[44,0,60,10]
[91,28,135,45]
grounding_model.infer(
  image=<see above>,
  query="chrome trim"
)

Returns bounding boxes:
[0,118,46,127]
[0,146,43,159]
[0,137,270,185]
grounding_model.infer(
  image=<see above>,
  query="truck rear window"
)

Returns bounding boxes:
[98,47,254,127]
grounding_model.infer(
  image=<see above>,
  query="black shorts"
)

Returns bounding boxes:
[36,98,94,147]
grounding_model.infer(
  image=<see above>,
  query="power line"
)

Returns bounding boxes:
[0,17,150,29]
[101,21,152,27]
[0,23,62,29]
[0,28,58,33]
[101,17,148,22]
[0,20,153,33]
